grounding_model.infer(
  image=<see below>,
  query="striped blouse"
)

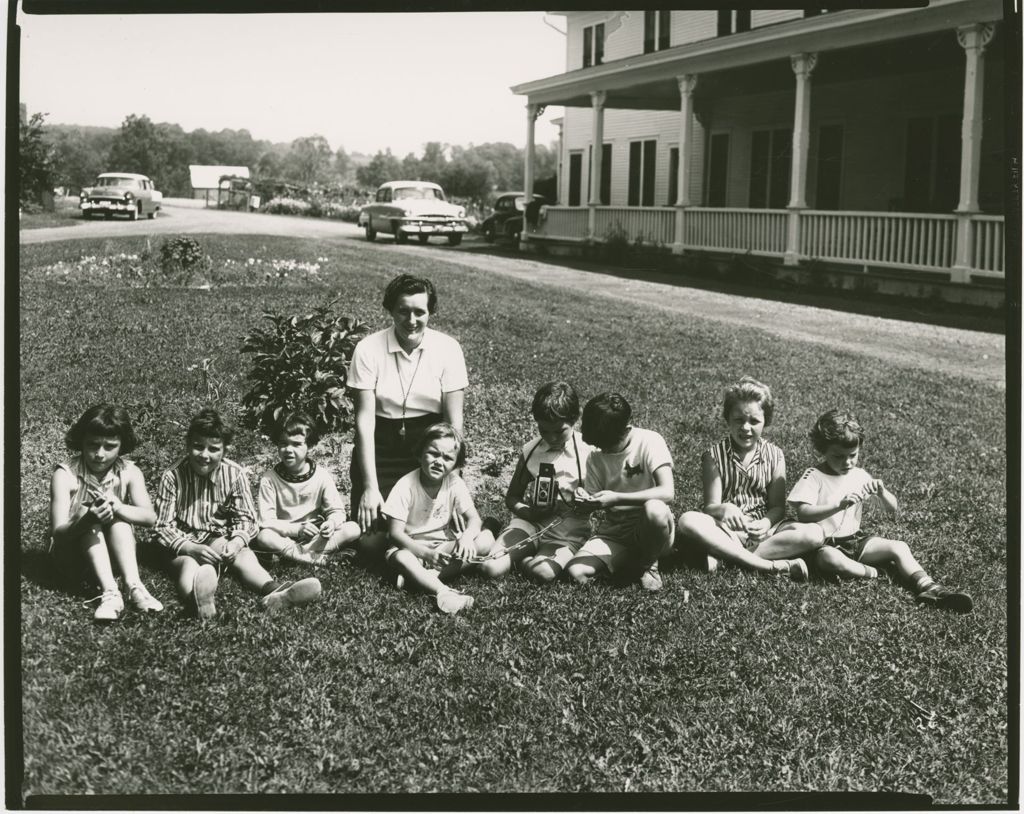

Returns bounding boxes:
[154,457,257,553]
[705,438,784,521]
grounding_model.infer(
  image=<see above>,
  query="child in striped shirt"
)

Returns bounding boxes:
[676,377,821,580]
[253,411,361,564]
[154,408,321,620]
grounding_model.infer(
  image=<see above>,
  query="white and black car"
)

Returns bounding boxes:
[358,181,469,246]
[80,173,162,220]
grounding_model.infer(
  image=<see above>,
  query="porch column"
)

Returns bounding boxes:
[672,74,698,255]
[784,52,817,266]
[951,23,996,282]
[588,90,606,241]
[524,102,543,241]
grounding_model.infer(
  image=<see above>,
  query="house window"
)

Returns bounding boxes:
[748,129,791,208]
[903,115,959,212]
[582,23,605,68]
[717,10,750,36]
[668,147,679,205]
[568,152,583,206]
[643,11,671,54]
[815,124,843,210]
[587,143,613,205]
[628,140,657,206]
[707,133,730,207]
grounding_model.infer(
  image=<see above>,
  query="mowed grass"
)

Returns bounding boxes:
[16,235,1008,802]
[18,197,87,230]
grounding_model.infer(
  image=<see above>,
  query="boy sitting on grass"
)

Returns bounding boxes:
[252,411,361,565]
[154,408,321,620]
[788,409,972,613]
[565,392,676,592]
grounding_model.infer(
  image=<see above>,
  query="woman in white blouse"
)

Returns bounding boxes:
[348,274,468,531]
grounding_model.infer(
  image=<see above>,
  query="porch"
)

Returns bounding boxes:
[513,0,1007,288]
[531,206,1005,283]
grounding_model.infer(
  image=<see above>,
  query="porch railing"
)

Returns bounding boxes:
[801,210,956,271]
[594,207,675,246]
[538,206,588,240]
[531,204,1004,283]
[970,215,1005,277]
[682,208,787,256]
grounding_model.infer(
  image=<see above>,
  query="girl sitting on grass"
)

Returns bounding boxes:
[676,377,821,581]
[381,422,496,614]
[49,404,164,621]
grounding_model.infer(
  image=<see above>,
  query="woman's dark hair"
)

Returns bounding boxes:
[382,274,437,314]
[809,409,864,453]
[271,410,319,446]
[65,404,138,454]
[414,422,467,469]
[581,392,632,450]
[532,381,581,424]
[187,407,234,446]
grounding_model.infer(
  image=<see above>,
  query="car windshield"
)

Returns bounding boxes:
[393,187,443,201]
[96,177,137,187]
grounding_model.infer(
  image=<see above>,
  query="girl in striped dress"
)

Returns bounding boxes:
[676,377,822,580]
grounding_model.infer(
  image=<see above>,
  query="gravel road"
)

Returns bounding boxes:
[21,199,1006,390]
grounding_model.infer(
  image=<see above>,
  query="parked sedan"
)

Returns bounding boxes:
[480,192,547,244]
[80,173,162,220]
[358,181,469,246]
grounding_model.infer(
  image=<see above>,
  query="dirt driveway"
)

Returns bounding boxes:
[21,199,1006,389]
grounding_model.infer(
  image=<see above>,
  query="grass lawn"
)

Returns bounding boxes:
[18,197,86,230]
[15,234,1008,802]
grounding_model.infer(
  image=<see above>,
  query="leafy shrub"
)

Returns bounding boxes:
[240,298,372,436]
[263,197,312,216]
[158,236,211,284]
[322,202,362,222]
[602,220,632,264]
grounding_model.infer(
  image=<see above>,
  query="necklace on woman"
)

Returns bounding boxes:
[395,351,424,439]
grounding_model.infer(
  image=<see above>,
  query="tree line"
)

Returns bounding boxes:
[23,111,558,207]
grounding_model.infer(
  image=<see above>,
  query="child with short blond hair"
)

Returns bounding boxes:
[676,377,820,581]
[253,411,361,564]
[788,409,972,612]
[154,408,321,619]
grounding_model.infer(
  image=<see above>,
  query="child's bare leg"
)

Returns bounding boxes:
[523,554,564,583]
[677,511,779,573]
[105,522,143,585]
[858,537,922,581]
[390,549,452,596]
[254,528,295,556]
[638,500,674,565]
[81,527,120,592]
[227,548,276,593]
[566,556,606,585]
[815,546,877,579]
[171,555,201,601]
[316,521,362,555]
[752,522,824,560]
[479,527,531,579]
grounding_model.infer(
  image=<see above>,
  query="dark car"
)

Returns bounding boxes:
[480,192,547,243]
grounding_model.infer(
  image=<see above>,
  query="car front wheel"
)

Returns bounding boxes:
[447,234,463,247]
[83,211,92,220]
[393,223,408,244]
[365,223,376,241]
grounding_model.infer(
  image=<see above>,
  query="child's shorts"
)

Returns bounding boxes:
[573,513,676,574]
[827,529,874,561]
[504,513,590,563]
[715,519,783,551]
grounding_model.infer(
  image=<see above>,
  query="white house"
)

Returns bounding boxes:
[513,3,1005,285]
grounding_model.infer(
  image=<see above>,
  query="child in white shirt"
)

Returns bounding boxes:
[788,409,972,613]
[253,411,361,564]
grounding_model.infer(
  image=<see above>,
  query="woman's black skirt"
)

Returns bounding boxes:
[349,413,443,517]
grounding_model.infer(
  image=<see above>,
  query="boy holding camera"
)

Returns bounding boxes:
[480,382,593,583]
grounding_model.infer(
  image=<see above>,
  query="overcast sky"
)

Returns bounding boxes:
[17,10,568,157]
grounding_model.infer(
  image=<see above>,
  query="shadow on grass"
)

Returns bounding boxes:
[456,240,1005,335]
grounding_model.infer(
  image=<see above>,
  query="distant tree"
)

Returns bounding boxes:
[255,150,282,179]
[107,114,161,178]
[283,134,333,185]
[356,149,402,188]
[418,141,448,181]
[442,147,494,206]
[47,126,112,191]
[534,142,558,185]
[19,112,56,205]
[400,152,421,179]
[333,146,352,182]
[473,142,522,191]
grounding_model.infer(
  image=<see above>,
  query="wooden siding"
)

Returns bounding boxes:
[751,10,805,28]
